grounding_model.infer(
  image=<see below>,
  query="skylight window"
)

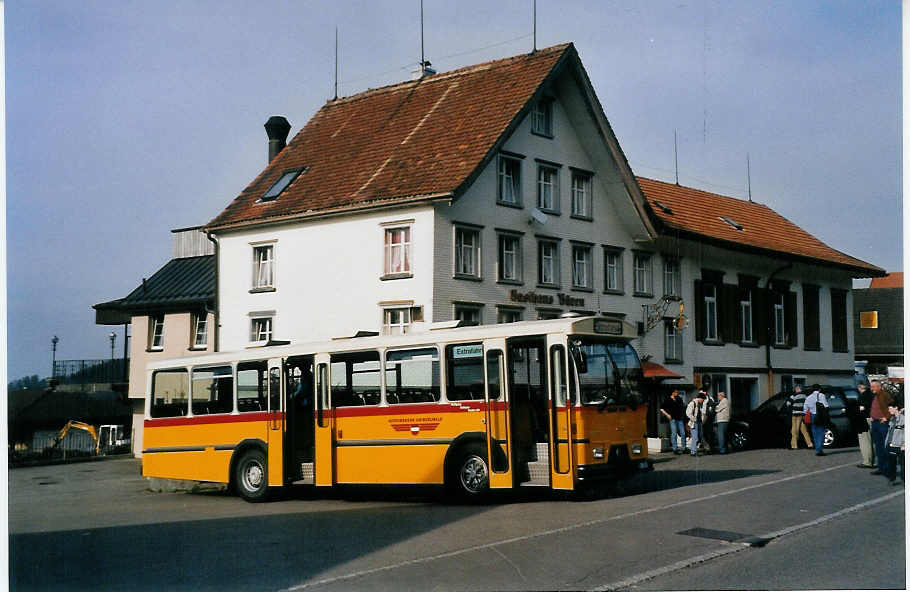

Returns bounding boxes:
[720,216,744,231]
[260,168,305,202]
[653,201,674,214]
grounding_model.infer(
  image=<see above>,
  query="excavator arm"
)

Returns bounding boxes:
[51,421,100,453]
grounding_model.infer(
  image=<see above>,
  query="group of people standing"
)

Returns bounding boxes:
[855,380,904,485]
[659,388,731,456]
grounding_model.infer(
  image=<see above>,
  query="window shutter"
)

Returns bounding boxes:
[786,291,798,347]
[803,285,820,350]
[694,280,705,342]
[721,284,739,344]
[755,287,769,346]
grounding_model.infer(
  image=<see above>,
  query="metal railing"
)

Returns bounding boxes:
[52,358,129,386]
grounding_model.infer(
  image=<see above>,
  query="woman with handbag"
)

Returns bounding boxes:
[804,384,830,456]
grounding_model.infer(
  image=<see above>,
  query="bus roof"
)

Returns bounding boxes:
[146,315,638,371]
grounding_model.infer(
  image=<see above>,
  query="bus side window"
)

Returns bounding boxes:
[385,347,440,404]
[446,343,485,400]
[269,367,281,412]
[237,362,267,413]
[331,351,381,407]
[191,366,233,415]
[316,363,329,427]
[550,346,567,406]
[150,369,189,417]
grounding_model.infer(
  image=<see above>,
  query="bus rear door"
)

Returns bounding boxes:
[546,335,575,490]
[314,353,334,487]
[483,339,513,489]
[267,359,284,486]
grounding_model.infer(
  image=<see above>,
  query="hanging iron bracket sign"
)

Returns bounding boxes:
[641,295,688,333]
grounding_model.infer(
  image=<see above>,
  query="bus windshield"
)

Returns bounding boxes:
[569,338,644,408]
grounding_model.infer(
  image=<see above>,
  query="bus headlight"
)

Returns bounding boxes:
[631,443,643,455]
[592,447,605,459]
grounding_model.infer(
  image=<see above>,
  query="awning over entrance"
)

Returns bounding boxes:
[642,361,683,380]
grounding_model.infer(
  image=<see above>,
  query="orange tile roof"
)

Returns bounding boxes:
[207,44,573,230]
[636,177,884,276]
[869,272,903,289]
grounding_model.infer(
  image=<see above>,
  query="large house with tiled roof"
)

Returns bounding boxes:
[203,43,883,442]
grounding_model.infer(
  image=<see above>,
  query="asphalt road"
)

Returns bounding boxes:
[9,447,906,591]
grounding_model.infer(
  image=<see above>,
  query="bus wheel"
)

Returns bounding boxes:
[450,443,490,500]
[235,449,269,503]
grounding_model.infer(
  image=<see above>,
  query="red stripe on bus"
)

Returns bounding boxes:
[145,412,275,427]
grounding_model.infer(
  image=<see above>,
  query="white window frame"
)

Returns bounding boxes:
[382,307,412,336]
[570,171,592,218]
[149,315,165,351]
[454,304,483,326]
[497,233,522,282]
[774,292,786,345]
[498,156,522,206]
[740,290,753,343]
[531,98,553,136]
[663,258,681,297]
[633,253,653,295]
[192,313,208,349]
[704,283,718,341]
[250,317,273,344]
[497,307,523,324]
[538,240,560,286]
[604,248,623,293]
[384,226,412,276]
[537,165,559,213]
[571,245,592,289]
[665,320,683,362]
[454,227,481,278]
[252,244,275,289]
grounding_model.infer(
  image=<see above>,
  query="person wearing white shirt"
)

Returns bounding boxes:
[803,385,830,456]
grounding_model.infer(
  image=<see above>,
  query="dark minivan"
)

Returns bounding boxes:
[727,388,856,451]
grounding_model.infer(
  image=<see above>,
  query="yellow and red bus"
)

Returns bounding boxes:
[142,316,651,502]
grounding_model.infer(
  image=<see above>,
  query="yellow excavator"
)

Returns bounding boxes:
[49,421,128,455]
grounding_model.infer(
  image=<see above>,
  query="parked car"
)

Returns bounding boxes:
[727,389,857,451]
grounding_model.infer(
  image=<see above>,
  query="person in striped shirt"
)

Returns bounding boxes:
[787,385,812,450]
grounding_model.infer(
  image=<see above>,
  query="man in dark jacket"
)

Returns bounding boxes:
[854,382,874,468]
[660,389,687,454]
[869,380,895,476]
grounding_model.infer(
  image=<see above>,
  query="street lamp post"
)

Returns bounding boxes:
[109,332,116,381]
[51,335,59,378]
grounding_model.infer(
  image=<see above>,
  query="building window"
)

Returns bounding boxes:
[497,234,522,282]
[663,258,681,297]
[537,310,561,320]
[571,245,592,289]
[455,305,482,326]
[260,168,305,202]
[633,253,653,296]
[454,227,481,278]
[498,156,522,206]
[571,171,592,218]
[497,308,523,323]
[704,284,718,341]
[604,248,623,293]
[250,317,273,343]
[831,288,848,352]
[860,311,879,329]
[384,227,411,276]
[252,245,274,289]
[149,315,164,350]
[383,307,411,335]
[537,165,559,213]
[192,313,208,348]
[531,98,553,136]
[538,240,560,287]
[740,290,753,343]
[665,320,683,363]
[773,292,786,346]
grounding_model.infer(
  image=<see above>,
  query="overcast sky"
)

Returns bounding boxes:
[6,0,901,380]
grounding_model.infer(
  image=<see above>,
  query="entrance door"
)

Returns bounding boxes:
[483,339,512,489]
[314,353,334,487]
[284,356,315,482]
[507,338,549,486]
[547,335,575,490]
[267,359,284,486]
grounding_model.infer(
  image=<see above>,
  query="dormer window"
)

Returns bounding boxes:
[260,168,305,202]
[531,98,553,137]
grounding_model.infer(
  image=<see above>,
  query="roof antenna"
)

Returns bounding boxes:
[414,0,434,78]
[333,27,339,100]
[674,129,679,185]
[532,0,537,52]
[747,153,753,201]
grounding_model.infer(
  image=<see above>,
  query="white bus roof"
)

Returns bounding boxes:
[146,316,638,371]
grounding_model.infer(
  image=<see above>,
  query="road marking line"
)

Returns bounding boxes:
[594,490,904,591]
[282,461,858,591]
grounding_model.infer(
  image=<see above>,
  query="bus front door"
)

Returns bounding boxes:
[267,360,285,487]
[546,336,575,490]
[484,339,512,489]
[314,353,334,487]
